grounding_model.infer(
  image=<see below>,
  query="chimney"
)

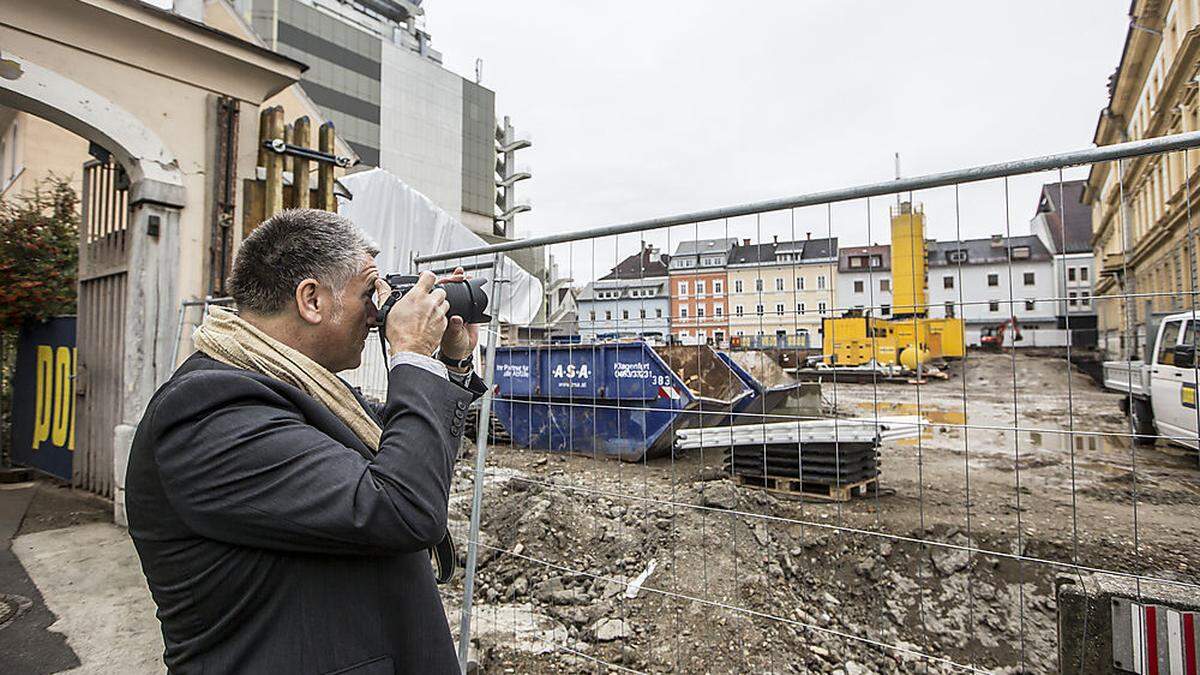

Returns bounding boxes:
[990,234,1004,247]
[773,235,778,244]
[743,238,751,246]
[806,231,812,240]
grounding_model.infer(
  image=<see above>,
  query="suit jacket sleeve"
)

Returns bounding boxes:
[150,364,477,555]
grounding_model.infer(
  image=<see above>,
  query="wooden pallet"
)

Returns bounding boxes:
[734,473,880,502]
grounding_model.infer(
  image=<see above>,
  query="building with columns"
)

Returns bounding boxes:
[1086,0,1200,358]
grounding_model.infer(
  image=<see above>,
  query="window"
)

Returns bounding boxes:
[870,255,882,267]
[850,256,864,268]
[948,250,968,263]
[817,275,827,290]
[798,302,806,315]
[1081,291,1091,307]
[775,278,785,291]
[735,279,743,293]
[1012,246,1031,260]
[605,311,612,320]
[680,306,688,318]
[987,274,999,287]
[755,304,764,316]
[853,280,864,293]
[797,277,805,290]
[1068,267,1077,282]
[1080,267,1089,282]
[881,304,891,315]
[736,330,744,337]
[1157,320,1182,365]
[714,280,723,295]
[655,309,663,318]
[678,281,688,295]
[880,279,890,292]
[589,311,596,321]
[622,310,629,320]
[775,303,785,316]
[697,305,706,318]
[696,280,706,295]
[755,278,764,292]
[679,330,690,338]
[715,305,723,317]
[1024,300,1035,311]
[735,305,744,317]
[1023,272,1035,286]
[943,276,954,289]
[988,301,1000,312]
[640,309,646,319]
[944,302,955,318]
[1068,292,1077,306]
[818,301,827,314]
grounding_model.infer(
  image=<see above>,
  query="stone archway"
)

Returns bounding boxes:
[0,52,185,498]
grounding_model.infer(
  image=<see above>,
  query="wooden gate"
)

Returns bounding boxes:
[73,159,129,498]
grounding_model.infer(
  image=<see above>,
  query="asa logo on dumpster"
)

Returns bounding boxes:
[30,345,77,451]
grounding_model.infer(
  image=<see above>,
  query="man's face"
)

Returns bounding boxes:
[319,255,379,372]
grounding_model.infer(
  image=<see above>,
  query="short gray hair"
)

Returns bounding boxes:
[230,209,379,315]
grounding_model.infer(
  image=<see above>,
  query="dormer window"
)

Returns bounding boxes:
[1012,246,1031,260]
[947,250,968,264]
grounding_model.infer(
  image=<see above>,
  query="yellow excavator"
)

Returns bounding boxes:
[822,201,964,371]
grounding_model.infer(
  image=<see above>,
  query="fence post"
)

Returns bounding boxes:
[457,253,504,673]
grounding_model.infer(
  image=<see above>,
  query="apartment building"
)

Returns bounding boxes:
[578,246,671,341]
[668,238,736,345]
[837,244,893,318]
[1086,0,1200,358]
[725,236,838,349]
[926,235,1059,346]
[1030,180,1098,347]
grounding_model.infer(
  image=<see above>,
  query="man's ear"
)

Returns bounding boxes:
[295,278,323,325]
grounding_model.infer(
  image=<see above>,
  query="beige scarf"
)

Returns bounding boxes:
[192,306,382,451]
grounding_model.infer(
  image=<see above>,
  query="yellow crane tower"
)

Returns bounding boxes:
[822,201,964,371]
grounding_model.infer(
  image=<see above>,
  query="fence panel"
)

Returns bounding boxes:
[352,131,1200,673]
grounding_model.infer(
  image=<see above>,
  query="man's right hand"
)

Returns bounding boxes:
[376,271,448,357]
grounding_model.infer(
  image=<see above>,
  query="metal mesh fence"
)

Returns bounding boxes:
[362,131,1200,673]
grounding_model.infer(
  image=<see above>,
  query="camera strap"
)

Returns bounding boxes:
[432,530,456,584]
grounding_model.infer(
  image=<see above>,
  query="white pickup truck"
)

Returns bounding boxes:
[1103,311,1199,449]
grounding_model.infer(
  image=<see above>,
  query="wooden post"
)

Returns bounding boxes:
[292,116,311,210]
[282,122,294,195]
[317,122,336,212]
[264,106,284,218]
[256,107,269,168]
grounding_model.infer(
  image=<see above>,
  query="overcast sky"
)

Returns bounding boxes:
[426,1,1130,281]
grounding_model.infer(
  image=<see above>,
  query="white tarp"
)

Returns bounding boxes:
[336,168,542,398]
[336,168,543,325]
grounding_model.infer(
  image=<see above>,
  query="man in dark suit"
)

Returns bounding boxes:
[126,209,485,674]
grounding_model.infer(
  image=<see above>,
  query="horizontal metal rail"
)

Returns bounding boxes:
[416,129,1200,263]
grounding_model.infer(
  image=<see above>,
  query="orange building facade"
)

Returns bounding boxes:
[667,238,736,346]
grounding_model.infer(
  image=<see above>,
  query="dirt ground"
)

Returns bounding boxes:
[441,351,1200,674]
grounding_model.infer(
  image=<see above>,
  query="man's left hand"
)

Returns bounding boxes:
[438,266,480,360]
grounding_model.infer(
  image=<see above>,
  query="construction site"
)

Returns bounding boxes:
[441,349,1200,673]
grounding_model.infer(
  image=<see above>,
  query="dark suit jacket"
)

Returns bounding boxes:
[126,352,485,674]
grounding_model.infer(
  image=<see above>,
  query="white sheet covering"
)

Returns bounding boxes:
[336,168,542,398]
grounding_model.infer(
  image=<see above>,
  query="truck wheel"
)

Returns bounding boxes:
[1131,398,1156,446]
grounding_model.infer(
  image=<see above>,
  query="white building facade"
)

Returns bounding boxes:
[836,244,893,318]
[926,235,1061,347]
[577,247,671,341]
[1030,180,1098,347]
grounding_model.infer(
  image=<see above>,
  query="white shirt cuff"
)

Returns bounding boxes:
[388,351,448,381]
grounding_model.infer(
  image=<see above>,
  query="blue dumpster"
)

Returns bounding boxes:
[491,342,752,460]
[716,352,806,425]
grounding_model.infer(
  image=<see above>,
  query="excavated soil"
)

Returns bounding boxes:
[441,352,1200,673]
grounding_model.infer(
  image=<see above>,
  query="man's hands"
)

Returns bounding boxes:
[374,267,481,361]
[437,267,480,361]
[377,271,447,357]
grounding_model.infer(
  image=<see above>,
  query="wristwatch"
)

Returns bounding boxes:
[437,349,473,370]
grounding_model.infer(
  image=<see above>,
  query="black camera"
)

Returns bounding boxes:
[375,274,491,327]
